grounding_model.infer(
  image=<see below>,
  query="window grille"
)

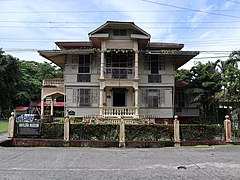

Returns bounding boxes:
[140,88,165,108]
[77,74,90,82]
[148,75,162,83]
[73,88,99,107]
[113,29,127,36]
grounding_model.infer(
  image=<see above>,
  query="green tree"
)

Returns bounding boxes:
[15,61,63,106]
[175,69,191,83]
[0,51,21,116]
[188,61,222,123]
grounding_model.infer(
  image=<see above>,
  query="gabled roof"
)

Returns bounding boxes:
[88,21,151,39]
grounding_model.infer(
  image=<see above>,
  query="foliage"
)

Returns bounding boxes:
[218,53,240,100]
[175,69,191,83]
[0,120,8,133]
[41,123,64,139]
[15,61,63,106]
[0,52,21,115]
[0,51,63,115]
[70,124,119,140]
[186,61,222,123]
[125,124,174,141]
[180,124,224,141]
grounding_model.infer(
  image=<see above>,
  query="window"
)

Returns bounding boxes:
[140,89,165,108]
[73,89,90,106]
[78,55,91,82]
[146,55,165,83]
[78,55,90,73]
[113,29,127,36]
[175,89,185,107]
[147,89,159,107]
[77,74,90,82]
[105,52,133,79]
[148,75,162,83]
[73,88,99,107]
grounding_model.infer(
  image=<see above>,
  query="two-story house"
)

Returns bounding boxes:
[39,21,199,121]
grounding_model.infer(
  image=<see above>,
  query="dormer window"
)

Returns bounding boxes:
[113,29,127,36]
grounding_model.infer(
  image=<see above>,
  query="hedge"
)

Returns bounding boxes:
[180,124,224,141]
[15,122,225,142]
[125,124,174,141]
[70,124,119,141]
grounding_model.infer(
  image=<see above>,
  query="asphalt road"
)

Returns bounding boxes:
[0,146,240,180]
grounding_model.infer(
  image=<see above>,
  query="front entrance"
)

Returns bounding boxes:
[112,88,126,106]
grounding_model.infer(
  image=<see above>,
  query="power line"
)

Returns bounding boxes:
[1,20,240,24]
[1,10,240,14]
[0,25,240,29]
[141,0,240,19]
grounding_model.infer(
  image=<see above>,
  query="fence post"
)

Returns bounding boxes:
[64,116,70,142]
[119,116,126,148]
[174,115,180,147]
[224,115,232,143]
[8,112,15,138]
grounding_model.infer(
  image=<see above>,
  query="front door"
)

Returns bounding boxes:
[112,88,126,106]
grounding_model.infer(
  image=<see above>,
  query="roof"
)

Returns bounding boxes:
[38,49,94,68]
[15,107,29,111]
[36,102,64,107]
[145,50,199,69]
[88,21,151,38]
[55,41,92,50]
[146,42,184,50]
[176,81,189,87]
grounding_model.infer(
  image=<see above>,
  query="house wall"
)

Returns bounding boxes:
[63,41,176,118]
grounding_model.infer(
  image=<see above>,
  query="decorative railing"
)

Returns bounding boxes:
[102,107,136,117]
[43,78,64,87]
[104,67,135,79]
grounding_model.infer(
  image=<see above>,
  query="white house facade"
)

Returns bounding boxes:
[39,21,199,121]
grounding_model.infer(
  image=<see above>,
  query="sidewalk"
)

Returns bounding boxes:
[0,132,8,144]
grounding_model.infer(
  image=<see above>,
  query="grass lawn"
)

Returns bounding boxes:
[0,121,8,133]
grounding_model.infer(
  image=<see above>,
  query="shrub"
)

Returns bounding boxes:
[180,124,224,141]
[70,124,119,141]
[125,124,174,141]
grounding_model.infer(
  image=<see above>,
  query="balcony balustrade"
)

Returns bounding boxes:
[42,78,64,87]
[103,67,135,79]
[102,107,137,117]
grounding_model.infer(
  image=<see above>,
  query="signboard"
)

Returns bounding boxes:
[68,110,75,116]
[17,123,41,136]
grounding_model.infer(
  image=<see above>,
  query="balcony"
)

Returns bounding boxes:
[102,107,137,117]
[104,67,135,79]
[42,78,64,87]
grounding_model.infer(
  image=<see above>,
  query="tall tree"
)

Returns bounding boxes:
[188,61,222,123]
[0,51,21,116]
[175,69,191,83]
[15,61,63,106]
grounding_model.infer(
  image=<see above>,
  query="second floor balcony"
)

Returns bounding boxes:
[43,78,64,87]
[103,67,135,79]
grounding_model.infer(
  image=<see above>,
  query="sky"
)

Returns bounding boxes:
[1,0,240,69]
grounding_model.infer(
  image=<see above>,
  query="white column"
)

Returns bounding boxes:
[174,115,180,147]
[64,116,70,141]
[100,51,105,79]
[119,116,126,148]
[224,115,232,143]
[50,97,54,116]
[134,50,139,79]
[135,88,139,117]
[41,98,44,118]
[99,89,104,116]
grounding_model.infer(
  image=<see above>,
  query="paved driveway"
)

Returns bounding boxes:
[0,146,240,180]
